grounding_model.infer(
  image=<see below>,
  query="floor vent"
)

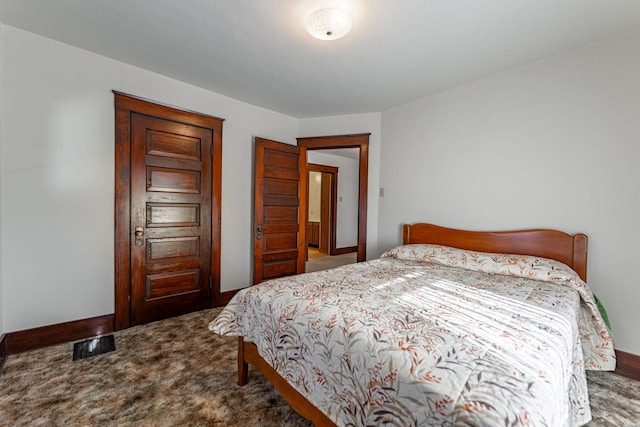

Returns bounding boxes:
[72,335,116,361]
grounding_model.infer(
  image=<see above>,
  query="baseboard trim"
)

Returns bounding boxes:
[6,314,114,356]
[0,334,7,369]
[615,349,640,381]
[333,246,357,256]
[216,288,243,306]
[2,296,242,357]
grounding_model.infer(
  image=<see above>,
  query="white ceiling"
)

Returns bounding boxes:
[1,0,640,118]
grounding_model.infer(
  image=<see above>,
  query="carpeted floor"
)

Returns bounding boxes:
[305,251,357,273]
[0,308,309,427]
[1,308,639,426]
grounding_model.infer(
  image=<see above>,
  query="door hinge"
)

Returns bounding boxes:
[209,276,213,289]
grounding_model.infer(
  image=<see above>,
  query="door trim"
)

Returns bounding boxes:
[297,133,369,262]
[114,91,223,330]
[308,163,338,255]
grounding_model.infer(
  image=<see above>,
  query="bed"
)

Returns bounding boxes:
[210,223,615,426]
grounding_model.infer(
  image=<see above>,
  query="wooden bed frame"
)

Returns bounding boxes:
[237,223,589,426]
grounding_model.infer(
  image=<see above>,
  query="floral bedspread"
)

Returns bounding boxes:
[210,244,616,426]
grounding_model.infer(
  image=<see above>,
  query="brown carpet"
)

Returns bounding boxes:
[305,252,357,273]
[1,308,639,426]
[0,308,310,427]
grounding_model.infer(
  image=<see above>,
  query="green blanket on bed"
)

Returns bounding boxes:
[593,294,611,331]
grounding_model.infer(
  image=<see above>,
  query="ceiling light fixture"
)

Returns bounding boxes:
[305,7,352,41]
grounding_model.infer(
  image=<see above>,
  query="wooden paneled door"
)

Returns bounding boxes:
[114,92,223,329]
[253,138,307,285]
[319,171,332,253]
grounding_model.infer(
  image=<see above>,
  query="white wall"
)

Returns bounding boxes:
[0,26,298,332]
[307,151,359,248]
[299,113,382,259]
[379,30,640,354]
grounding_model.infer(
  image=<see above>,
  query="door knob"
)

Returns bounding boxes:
[134,226,144,246]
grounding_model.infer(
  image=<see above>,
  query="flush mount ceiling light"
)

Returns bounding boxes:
[305,7,352,41]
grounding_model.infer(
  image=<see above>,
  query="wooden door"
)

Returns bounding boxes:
[319,173,331,253]
[130,113,212,324]
[115,92,223,329]
[308,163,338,255]
[253,138,307,285]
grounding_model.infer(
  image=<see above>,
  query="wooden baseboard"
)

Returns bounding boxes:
[216,288,243,306]
[615,349,640,381]
[333,246,357,256]
[2,295,240,357]
[0,334,7,369]
[6,314,114,356]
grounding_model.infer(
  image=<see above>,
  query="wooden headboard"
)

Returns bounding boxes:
[402,223,588,281]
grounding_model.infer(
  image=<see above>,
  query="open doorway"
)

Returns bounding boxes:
[307,164,337,256]
[252,134,368,284]
[298,134,369,272]
[306,161,358,272]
